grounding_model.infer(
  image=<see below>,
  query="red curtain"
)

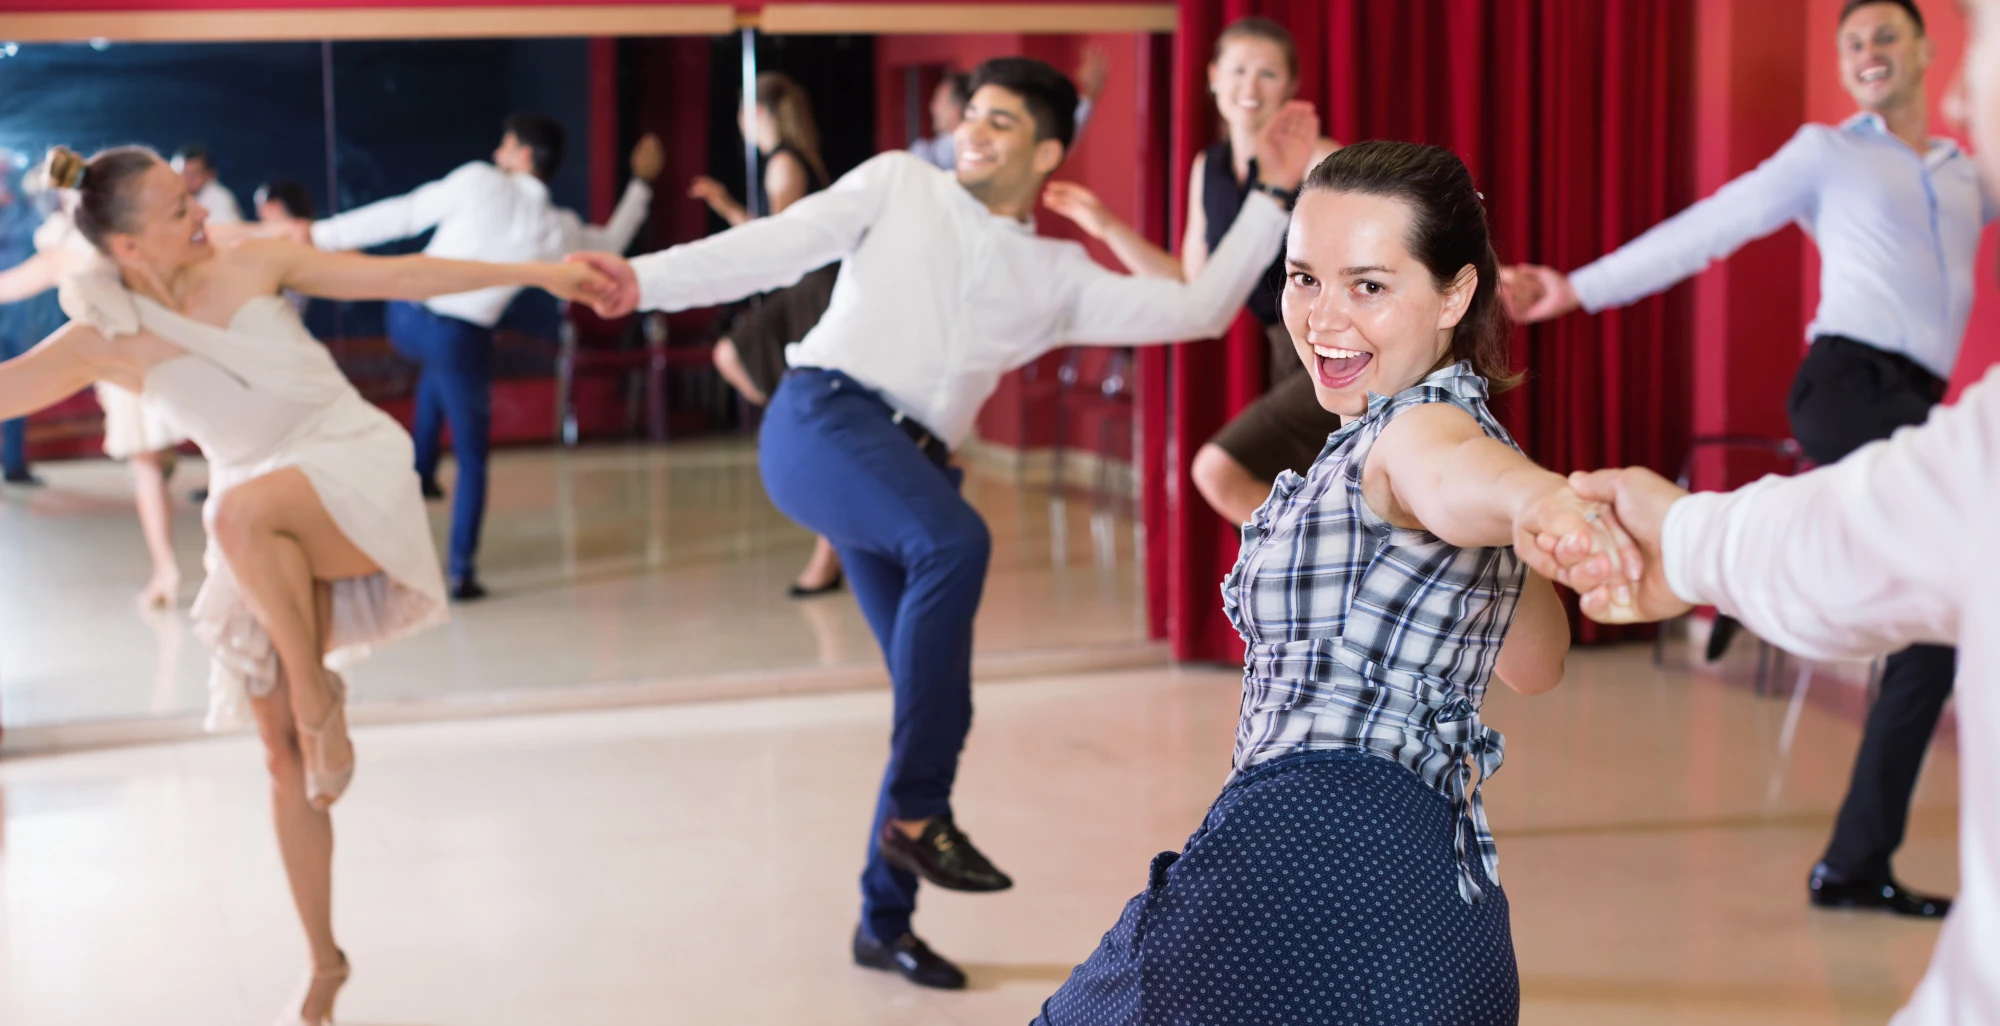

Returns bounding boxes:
[1145,0,1697,662]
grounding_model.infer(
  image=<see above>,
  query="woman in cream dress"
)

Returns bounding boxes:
[0,145,609,1026]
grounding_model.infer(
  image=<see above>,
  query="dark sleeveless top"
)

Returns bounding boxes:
[1201,139,1286,326]
[756,143,830,215]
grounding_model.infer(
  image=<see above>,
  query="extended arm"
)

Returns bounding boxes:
[1565,128,1821,313]
[309,165,475,252]
[243,238,601,305]
[632,154,895,313]
[571,179,656,254]
[0,250,59,304]
[1060,191,1287,344]
[1041,182,1187,280]
[0,324,100,422]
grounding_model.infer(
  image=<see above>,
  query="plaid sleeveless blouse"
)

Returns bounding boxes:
[1221,361,1528,904]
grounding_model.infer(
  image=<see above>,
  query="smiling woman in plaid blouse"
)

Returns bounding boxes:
[1036,141,1632,1026]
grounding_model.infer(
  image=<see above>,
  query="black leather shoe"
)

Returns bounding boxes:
[190,487,210,504]
[1808,864,1951,918]
[878,815,1013,893]
[421,478,446,501]
[1705,614,1744,662]
[852,926,967,990]
[450,575,488,602]
[787,568,844,599]
[3,470,44,487]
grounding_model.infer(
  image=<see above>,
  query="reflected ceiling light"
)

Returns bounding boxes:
[90,38,112,51]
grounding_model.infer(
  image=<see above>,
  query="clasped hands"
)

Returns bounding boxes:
[1513,467,1697,625]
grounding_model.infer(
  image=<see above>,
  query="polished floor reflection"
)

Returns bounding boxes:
[0,442,1151,733]
[0,647,1956,1025]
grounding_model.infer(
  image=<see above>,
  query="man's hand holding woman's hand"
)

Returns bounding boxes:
[1513,467,1696,624]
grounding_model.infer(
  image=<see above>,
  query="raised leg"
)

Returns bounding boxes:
[130,448,181,607]
[211,467,380,807]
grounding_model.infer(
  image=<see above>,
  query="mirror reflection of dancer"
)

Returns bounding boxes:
[301,116,663,600]
[907,48,1109,171]
[171,142,244,225]
[0,204,191,606]
[1504,0,1993,919]
[1038,142,1623,1026]
[1042,17,1342,524]
[0,152,55,487]
[577,57,1318,990]
[689,71,847,597]
[0,145,607,1026]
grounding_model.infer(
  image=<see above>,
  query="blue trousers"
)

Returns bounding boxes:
[758,369,992,942]
[387,301,491,580]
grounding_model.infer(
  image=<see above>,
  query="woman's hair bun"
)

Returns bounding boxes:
[46,146,88,190]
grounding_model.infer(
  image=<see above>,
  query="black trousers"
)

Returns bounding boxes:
[1786,335,1956,882]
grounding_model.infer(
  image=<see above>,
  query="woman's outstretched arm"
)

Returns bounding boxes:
[240,238,610,306]
[0,324,100,422]
[0,251,59,304]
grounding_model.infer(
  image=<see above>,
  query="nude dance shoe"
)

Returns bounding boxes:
[299,671,355,810]
[274,950,349,1026]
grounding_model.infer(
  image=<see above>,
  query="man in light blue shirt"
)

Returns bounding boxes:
[1506,0,1994,920]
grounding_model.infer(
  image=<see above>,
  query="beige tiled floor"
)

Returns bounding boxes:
[0,647,1957,1026]
[0,442,1150,731]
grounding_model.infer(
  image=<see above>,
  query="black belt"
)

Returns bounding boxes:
[787,367,951,468]
[891,409,952,468]
[1812,334,1947,401]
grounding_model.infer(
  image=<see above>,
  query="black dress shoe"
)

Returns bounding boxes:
[852,926,967,990]
[421,478,446,501]
[878,814,1013,892]
[1705,614,1744,662]
[190,487,210,504]
[1808,864,1951,918]
[3,470,44,487]
[450,576,488,602]
[787,568,844,598]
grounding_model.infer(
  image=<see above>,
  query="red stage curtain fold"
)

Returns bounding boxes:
[1150,0,1697,662]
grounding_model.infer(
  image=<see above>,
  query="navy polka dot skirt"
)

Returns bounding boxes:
[1035,748,1519,1025]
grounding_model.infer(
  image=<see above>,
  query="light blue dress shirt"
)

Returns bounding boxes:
[1571,112,1996,380]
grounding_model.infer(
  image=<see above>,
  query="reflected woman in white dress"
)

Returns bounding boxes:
[0,146,610,1026]
[0,206,189,607]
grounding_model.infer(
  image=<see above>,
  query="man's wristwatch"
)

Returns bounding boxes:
[1252,179,1299,210]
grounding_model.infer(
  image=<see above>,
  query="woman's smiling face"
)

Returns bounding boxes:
[1281,189,1475,417]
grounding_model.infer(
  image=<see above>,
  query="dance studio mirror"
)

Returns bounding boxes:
[0,21,1168,740]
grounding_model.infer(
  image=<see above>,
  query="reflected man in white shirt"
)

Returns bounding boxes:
[170,143,244,226]
[575,56,1316,989]
[307,114,663,600]
[1505,0,1994,919]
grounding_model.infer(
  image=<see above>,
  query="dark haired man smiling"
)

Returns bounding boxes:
[578,56,1318,988]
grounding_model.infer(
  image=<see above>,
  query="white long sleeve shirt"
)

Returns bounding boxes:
[311,162,653,328]
[1663,364,2000,1026]
[193,180,243,226]
[1571,114,1996,379]
[630,151,1287,448]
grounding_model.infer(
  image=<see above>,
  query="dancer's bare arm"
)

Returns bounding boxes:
[0,251,59,304]
[0,324,100,422]
[1042,182,1186,280]
[236,238,611,306]
[1492,572,1569,696]
[1062,103,1317,344]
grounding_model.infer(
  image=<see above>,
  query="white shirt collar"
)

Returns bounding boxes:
[507,168,553,205]
[1840,111,1962,165]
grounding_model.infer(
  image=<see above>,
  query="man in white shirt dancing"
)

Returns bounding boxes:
[1505,0,1994,918]
[307,115,663,599]
[1534,5,2000,1017]
[576,57,1313,989]
[171,143,244,226]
